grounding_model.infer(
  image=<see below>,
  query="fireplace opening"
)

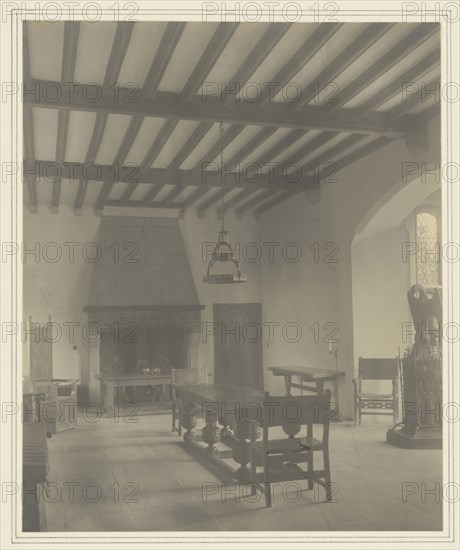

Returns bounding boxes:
[99,325,191,403]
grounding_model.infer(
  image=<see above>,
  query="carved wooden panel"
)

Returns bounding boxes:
[29,318,52,382]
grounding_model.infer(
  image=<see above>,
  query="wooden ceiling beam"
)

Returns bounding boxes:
[294,23,394,111]
[53,21,79,213]
[224,127,278,170]
[74,112,108,214]
[95,22,186,211]
[74,22,134,214]
[34,160,308,191]
[389,78,440,119]
[182,23,239,101]
[23,25,37,213]
[258,23,343,106]
[297,134,368,176]
[244,129,307,178]
[223,23,291,105]
[253,137,394,217]
[192,125,244,174]
[277,131,339,174]
[327,23,439,112]
[132,23,239,200]
[187,24,292,192]
[217,188,257,216]
[166,24,289,173]
[235,190,284,218]
[30,84,417,137]
[179,186,212,213]
[197,188,233,218]
[161,184,187,206]
[143,22,187,96]
[167,121,214,171]
[357,49,440,115]
[142,183,165,203]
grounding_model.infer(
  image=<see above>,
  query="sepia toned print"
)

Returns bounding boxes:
[0,2,459,549]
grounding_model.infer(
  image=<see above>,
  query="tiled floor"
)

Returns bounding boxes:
[42,413,442,531]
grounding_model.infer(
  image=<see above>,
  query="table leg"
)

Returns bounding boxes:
[316,380,324,395]
[218,414,233,441]
[333,378,343,421]
[232,421,251,483]
[284,374,292,396]
[202,407,220,455]
[180,402,197,442]
[104,383,115,416]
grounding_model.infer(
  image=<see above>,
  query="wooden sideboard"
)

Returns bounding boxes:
[96,373,173,414]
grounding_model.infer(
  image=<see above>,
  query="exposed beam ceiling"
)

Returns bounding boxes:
[26,83,421,138]
[23,21,440,218]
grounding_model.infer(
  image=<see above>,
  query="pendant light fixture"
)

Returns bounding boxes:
[203,122,247,284]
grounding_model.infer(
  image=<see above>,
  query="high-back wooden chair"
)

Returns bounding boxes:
[353,357,400,426]
[250,390,334,507]
[171,366,208,435]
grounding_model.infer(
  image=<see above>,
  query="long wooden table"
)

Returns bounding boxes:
[96,373,172,414]
[268,366,345,417]
[177,383,264,482]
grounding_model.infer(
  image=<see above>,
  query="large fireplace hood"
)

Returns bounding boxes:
[85,216,201,310]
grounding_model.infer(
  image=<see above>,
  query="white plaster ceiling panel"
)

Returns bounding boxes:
[27,22,64,81]
[273,23,366,104]
[208,125,263,167]
[32,107,58,160]
[178,122,219,170]
[73,22,117,85]
[124,117,166,165]
[237,24,317,101]
[241,128,293,165]
[57,179,104,208]
[158,23,219,93]
[268,129,323,165]
[94,114,132,165]
[117,22,167,88]
[310,23,423,106]
[320,134,377,169]
[151,120,200,168]
[172,186,197,203]
[193,188,223,209]
[65,111,97,163]
[152,184,176,202]
[130,183,151,201]
[107,180,130,200]
[347,33,440,109]
[377,66,441,113]
[297,133,353,168]
[204,23,270,89]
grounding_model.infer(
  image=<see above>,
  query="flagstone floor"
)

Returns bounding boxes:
[42,413,443,532]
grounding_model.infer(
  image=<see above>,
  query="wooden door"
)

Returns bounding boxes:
[213,303,264,390]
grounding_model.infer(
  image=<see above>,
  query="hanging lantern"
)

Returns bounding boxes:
[203,123,247,284]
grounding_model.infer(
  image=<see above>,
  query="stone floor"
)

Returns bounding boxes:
[42,413,442,531]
